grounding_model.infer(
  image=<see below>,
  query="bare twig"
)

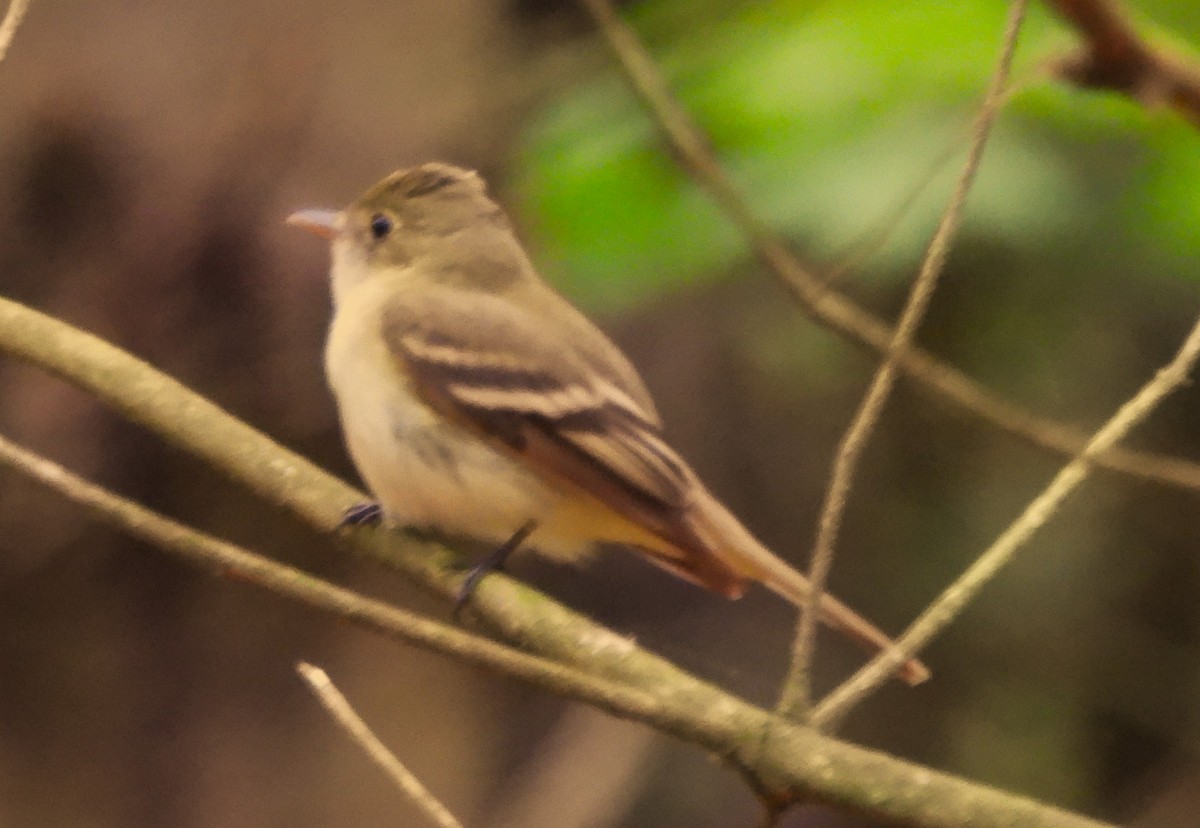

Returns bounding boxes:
[821,69,1046,286]
[779,0,1028,721]
[818,133,963,287]
[575,0,1200,495]
[297,662,465,828]
[0,297,1118,827]
[1046,0,1200,128]
[0,0,30,66]
[813,312,1200,727]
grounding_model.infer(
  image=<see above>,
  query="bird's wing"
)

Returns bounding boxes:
[380,287,744,594]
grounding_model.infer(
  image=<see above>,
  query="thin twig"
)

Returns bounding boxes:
[0,428,1115,827]
[297,662,464,828]
[0,0,29,66]
[821,69,1046,286]
[575,0,1200,495]
[779,0,1029,721]
[813,312,1200,727]
[817,134,963,287]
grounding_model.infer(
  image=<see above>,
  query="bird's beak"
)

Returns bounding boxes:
[286,209,341,240]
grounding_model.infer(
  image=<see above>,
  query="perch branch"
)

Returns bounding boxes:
[0,430,665,727]
[0,294,1119,827]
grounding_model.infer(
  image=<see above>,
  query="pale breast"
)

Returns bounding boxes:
[324,277,561,545]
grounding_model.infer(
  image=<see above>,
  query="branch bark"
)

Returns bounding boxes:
[1047,0,1200,127]
[0,297,1116,828]
[298,663,465,828]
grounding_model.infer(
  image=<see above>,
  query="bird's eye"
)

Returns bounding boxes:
[369,213,393,240]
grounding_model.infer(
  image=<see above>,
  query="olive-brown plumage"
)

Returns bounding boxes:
[289,162,929,685]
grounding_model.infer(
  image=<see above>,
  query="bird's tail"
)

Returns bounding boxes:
[688,489,930,687]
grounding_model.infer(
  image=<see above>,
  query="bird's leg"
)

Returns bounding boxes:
[453,520,538,617]
[340,501,383,527]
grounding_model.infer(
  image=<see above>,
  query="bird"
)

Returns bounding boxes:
[287,162,929,686]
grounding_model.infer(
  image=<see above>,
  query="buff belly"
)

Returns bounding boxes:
[324,281,618,562]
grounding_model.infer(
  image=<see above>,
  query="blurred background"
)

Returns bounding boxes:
[1,0,1199,825]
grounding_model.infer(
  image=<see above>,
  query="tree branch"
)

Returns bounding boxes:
[814,311,1200,726]
[0,0,30,67]
[298,663,465,828]
[574,0,1200,495]
[780,0,1027,721]
[1046,0,1200,127]
[0,430,669,727]
[0,295,1119,827]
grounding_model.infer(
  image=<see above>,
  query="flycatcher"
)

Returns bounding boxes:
[288,162,928,686]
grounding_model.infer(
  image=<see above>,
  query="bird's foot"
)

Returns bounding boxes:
[340,501,383,527]
[452,521,537,619]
